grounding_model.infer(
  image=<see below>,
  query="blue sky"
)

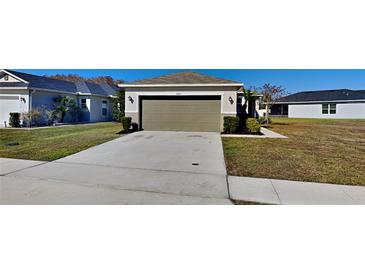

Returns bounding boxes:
[16,69,365,93]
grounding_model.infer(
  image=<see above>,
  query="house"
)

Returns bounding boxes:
[271,89,365,119]
[119,71,243,132]
[0,69,119,126]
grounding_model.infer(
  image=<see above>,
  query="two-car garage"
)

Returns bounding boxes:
[122,71,243,132]
[140,96,221,132]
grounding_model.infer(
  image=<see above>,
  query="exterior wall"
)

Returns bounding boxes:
[31,90,78,123]
[32,91,113,123]
[89,96,112,122]
[0,89,29,126]
[289,102,365,119]
[125,86,238,130]
[78,96,91,122]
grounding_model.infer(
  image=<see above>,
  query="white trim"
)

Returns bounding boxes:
[0,87,28,90]
[276,99,365,104]
[1,69,29,83]
[119,83,243,88]
[0,95,20,99]
[76,92,115,98]
[221,112,237,114]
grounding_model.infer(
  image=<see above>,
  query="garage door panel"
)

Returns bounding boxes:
[141,96,221,132]
[0,96,20,125]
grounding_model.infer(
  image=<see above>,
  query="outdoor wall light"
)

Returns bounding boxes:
[20,97,26,103]
[228,96,234,104]
[128,96,134,104]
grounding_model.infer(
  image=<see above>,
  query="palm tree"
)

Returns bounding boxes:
[241,88,258,118]
[54,96,78,123]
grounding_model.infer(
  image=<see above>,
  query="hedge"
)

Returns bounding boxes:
[223,116,239,134]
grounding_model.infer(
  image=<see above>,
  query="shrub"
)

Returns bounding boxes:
[112,103,124,122]
[21,107,54,127]
[223,116,239,134]
[246,118,261,134]
[121,116,132,132]
[257,117,271,125]
[9,112,21,127]
[131,122,139,132]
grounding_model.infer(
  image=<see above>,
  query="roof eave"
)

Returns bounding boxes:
[275,99,365,104]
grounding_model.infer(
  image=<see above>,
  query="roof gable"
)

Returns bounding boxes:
[122,71,242,86]
[0,71,24,83]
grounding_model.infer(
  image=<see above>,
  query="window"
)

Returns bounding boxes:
[4,74,9,81]
[322,104,329,114]
[102,100,107,116]
[330,104,336,114]
[322,103,336,115]
[81,98,87,109]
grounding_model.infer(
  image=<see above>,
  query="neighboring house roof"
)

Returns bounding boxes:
[1,69,119,97]
[120,71,243,87]
[277,89,365,103]
[75,81,119,97]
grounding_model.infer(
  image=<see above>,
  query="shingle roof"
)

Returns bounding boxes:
[6,69,77,93]
[277,89,365,103]
[2,69,119,97]
[128,71,242,85]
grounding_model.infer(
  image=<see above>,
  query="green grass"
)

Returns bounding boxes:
[0,122,123,161]
[223,118,365,186]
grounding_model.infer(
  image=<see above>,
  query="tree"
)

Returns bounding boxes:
[54,96,79,123]
[111,90,125,121]
[45,74,124,85]
[261,84,286,125]
[241,87,258,117]
[237,87,259,130]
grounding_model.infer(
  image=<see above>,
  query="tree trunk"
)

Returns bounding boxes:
[61,112,66,123]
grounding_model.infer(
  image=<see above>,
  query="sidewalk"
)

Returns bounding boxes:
[228,176,365,205]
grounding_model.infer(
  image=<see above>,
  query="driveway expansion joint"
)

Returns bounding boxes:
[54,160,226,177]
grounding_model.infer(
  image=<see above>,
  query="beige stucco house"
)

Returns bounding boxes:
[120,71,243,132]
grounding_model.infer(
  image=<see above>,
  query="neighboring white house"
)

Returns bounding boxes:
[0,69,119,127]
[120,71,243,132]
[270,89,365,119]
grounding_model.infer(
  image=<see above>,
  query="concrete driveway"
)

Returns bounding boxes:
[0,131,231,204]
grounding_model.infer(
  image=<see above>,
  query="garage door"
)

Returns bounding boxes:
[0,96,20,126]
[141,96,221,132]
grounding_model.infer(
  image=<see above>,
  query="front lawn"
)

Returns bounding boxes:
[0,122,122,161]
[222,118,365,186]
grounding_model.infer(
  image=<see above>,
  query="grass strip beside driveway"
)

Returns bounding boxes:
[222,118,365,186]
[0,122,122,161]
